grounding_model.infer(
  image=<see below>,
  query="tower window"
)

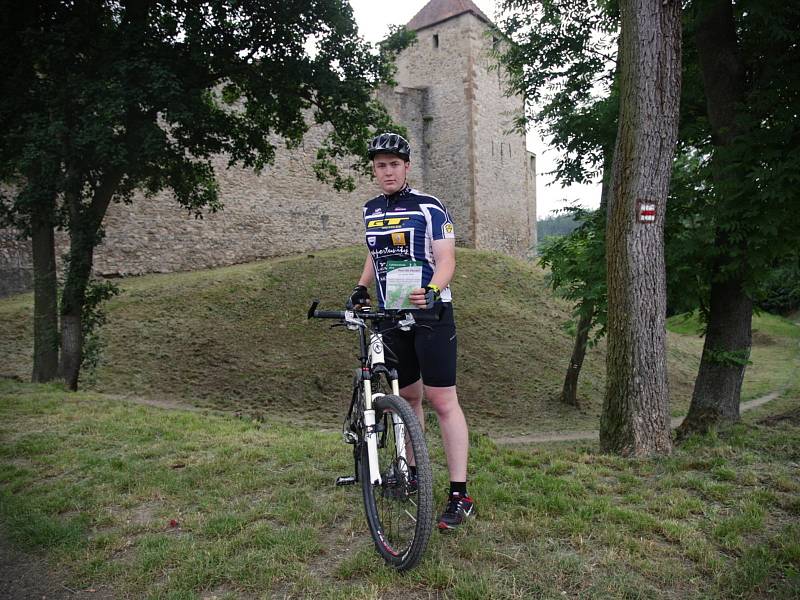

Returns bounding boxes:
[433,34,439,48]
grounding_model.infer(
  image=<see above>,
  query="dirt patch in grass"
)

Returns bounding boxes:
[752,330,777,346]
[759,407,800,426]
[0,536,116,600]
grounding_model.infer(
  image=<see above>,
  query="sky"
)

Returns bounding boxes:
[348,0,603,219]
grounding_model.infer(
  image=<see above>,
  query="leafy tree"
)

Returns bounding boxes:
[0,0,406,389]
[675,0,800,435]
[538,206,607,406]
[501,0,797,439]
[497,0,618,406]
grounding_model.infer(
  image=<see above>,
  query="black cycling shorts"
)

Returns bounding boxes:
[380,302,457,389]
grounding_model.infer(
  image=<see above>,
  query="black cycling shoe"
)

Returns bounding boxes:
[438,494,475,532]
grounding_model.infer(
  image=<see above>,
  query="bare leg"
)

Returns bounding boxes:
[398,381,469,483]
[399,379,425,430]
[424,385,468,482]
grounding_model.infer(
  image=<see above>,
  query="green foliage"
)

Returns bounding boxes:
[703,347,752,368]
[666,0,800,312]
[538,207,607,343]
[497,0,619,186]
[79,279,120,384]
[755,257,800,315]
[0,0,411,385]
[498,0,617,359]
[0,0,408,213]
[501,0,800,329]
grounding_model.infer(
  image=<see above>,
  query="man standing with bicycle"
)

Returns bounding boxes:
[347,132,475,532]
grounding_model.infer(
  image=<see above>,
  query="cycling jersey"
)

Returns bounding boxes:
[362,185,455,308]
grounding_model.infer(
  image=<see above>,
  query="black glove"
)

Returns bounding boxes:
[422,284,441,309]
[347,285,371,309]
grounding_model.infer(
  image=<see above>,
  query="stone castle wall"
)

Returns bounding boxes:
[0,11,536,298]
[469,22,537,256]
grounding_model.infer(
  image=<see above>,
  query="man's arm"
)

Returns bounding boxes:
[409,239,455,307]
[429,238,455,290]
[357,254,375,288]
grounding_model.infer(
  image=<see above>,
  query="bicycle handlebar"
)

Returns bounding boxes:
[307,300,442,322]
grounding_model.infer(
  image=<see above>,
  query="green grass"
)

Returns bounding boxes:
[666,310,800,405]
[2,247,798,436]
[1,379,799,599]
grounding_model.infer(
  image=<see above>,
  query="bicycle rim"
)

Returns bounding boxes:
[360,394,433,571]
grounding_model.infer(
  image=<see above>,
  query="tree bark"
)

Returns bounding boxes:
[58,225,92,391]
[561,301,594,407]
[31,212,59,382]
[601,0,682,456]
[677,0,750,437]
[58,167,123,390]
[678,277,751,434]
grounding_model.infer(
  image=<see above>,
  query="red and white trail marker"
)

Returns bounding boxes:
[637,200,656,223]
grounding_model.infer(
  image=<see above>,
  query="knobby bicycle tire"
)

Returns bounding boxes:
[359,394,433,571]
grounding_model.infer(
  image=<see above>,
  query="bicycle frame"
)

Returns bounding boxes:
[346,310,407,487]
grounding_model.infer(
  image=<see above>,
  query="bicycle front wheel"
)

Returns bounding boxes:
[359,394,433,571]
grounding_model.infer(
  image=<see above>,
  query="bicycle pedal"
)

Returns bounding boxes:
[342,431,357,444]
[335,475,357,487]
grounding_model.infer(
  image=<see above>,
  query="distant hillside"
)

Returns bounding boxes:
[2,246,790,435]
[537,212,582,243]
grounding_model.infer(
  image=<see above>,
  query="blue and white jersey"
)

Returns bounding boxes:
[363,185,455,308]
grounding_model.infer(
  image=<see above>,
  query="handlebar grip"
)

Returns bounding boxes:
[313,310,346,319]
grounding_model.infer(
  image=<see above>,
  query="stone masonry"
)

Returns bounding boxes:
[0,0,536,297]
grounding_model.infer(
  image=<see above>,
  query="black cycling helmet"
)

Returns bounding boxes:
[367,132,411,161]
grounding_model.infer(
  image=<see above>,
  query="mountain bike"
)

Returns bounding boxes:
[307,301,435,571]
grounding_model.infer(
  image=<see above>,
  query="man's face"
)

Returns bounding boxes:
[372,153,410,195]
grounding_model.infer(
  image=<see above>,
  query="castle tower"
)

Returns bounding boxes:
[381,0,537,257]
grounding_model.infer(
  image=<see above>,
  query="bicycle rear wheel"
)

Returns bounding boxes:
[360,394,433,571]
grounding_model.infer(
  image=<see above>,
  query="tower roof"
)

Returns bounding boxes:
[406,0,492,32]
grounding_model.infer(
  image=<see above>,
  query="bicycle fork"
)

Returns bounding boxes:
[364,332,407,485]
[336,332,406,488]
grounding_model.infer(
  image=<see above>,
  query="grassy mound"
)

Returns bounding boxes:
[1,246,798,434]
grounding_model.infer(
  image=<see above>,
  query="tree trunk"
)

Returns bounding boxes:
[31,215,59,382]
[58,234,93,391]
[678,0,750,436]
[561,301,594,407]
[600,0,682,456]
[678,277,751,435]
[58,166,123,390]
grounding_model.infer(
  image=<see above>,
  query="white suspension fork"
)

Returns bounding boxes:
[363,331,408,485]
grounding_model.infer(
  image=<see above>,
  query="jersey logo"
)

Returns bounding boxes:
[367,216,410,228]
[444,223,454,234]
[391,232,407,246]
